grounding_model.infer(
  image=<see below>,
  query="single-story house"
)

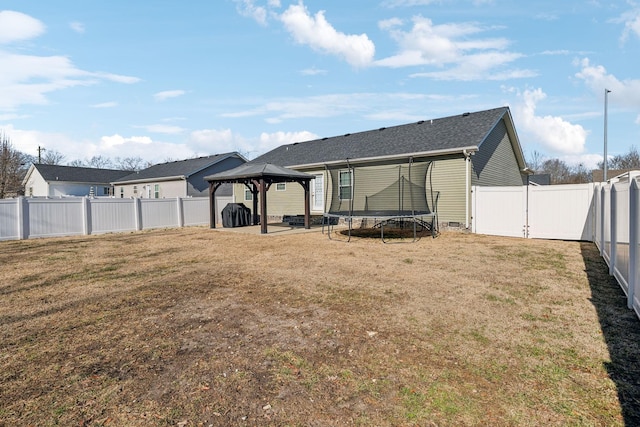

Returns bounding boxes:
[113,152,246,199]
[21,164,132,197]
[225,106,530,229]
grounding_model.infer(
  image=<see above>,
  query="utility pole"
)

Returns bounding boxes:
[604,89,611,182]
[37,146,45,163]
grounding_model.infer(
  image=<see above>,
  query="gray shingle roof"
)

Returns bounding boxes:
[251,107,510,167]
[204,163,313,182]
[115,153,240,183]
[34,164,132,183]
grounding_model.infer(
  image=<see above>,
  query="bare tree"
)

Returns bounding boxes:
[526,150,545,172]
[609,146,640,170]
[41,150,66,165]
[85,155,114,169]
[0,133,29,198]
[67,159,86,167]
[113,156,147,171]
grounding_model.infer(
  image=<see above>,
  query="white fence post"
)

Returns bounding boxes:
[134,198,142,231]
[629,180,638,310]
[82,197,90,235]
[17,197,26,240]
[610,185,617,277]
[177,197,184,227]
[600,186,606,258]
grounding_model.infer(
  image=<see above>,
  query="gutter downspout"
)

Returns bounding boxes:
[463,149,471,228]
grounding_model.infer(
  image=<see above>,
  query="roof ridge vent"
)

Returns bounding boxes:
[379,127,386,131]
[344,133,351,137]
[417,120,425,124]
[462,112,470,117]
[322,137,328,140]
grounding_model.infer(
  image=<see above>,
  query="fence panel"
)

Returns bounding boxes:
[0,199,20,241]
[140,198,179,230]
[528,184,595,240]
[90,198,137,234]
[594,185,602,251]
[183,197,210,226]
[27,198,85,238]
[472,186,526,237]
[613,183,630,293]
[602,186,612,265]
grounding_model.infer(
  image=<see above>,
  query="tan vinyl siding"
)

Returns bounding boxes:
[427,157,467,225]
[230,168,327,217]
[471,119,523,187]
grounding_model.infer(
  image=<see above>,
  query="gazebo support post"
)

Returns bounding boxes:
[248,181,258,226]
[259,178,268,234]
[301,180,310,229]
[209,182,222,229]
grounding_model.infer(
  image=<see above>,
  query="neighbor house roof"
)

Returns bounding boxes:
[251,107,524,168]
[114,152,245,184]
[23,164,132,185]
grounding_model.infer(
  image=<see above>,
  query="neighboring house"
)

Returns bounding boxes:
[21,164,132,197]
[113,152,246,199]
[232,106,530,228]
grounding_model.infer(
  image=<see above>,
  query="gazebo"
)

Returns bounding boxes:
[204,163,314,234]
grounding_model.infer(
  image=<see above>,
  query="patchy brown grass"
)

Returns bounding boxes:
[1,227,639,426]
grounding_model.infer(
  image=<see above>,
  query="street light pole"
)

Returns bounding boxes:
[604,88,611,182]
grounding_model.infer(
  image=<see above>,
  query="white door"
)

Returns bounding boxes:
[313,174,324,211]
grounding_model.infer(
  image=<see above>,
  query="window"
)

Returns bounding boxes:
[120,187,124,198]
[276,183,286,191]
[245,189,253,201]
[133,185,138,194]
[154,184,160,199]
[339,170,352,200]
[103,187,110,196]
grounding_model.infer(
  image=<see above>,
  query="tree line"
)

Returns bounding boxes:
[0,133,149,198]
[2,131,640,198]
[528,146,640,185]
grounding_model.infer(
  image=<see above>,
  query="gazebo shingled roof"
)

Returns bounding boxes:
[204,163,313,234]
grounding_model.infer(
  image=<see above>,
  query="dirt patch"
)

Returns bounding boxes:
[1,227,638,426]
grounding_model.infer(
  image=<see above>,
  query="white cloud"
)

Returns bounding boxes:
[0,11,139,111]
[300,67,327,75]
[382,0,441,6]
[574,58,640,109]
[376,15,531,80]
[513,88,588,155]
[0,11,45,44]
[280,3,375,68]
[0,51,140,110]
[235,0,266,25]
[69,21,85,34]
[619,7,640,42]
[189,128,317,159]
[153,90,186,102]
[257,130,317,154]
[3,124,197,164]
[91,101,118,108]
[221,92,461,125]
[558,153,603,169]
[94,72,140,84]
[134,124,186,134]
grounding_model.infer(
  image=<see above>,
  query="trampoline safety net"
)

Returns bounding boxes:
[325,160,436,216]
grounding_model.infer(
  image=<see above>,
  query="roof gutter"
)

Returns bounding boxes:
[283,146,480,169]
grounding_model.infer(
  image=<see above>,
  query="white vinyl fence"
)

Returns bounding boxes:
[0,196,221,241]
[595,180,640,319]
[472,183,596,240]
[473,178,640,319]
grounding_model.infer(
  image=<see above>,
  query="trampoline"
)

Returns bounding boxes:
[322,158,439,243]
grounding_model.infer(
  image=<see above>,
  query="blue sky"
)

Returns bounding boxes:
[0,0,638,169]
